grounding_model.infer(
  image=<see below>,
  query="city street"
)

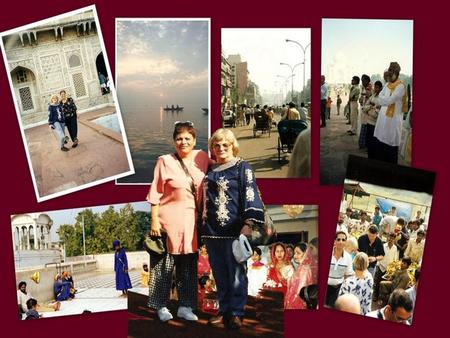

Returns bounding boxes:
[320,92,367,185]
[233,113,290,178]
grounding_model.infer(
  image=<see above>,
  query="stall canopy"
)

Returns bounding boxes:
[376,198,413,221]
[344,182,370,198]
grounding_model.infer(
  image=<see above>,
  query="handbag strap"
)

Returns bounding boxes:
[174,152,200,214]
[235,159,244,216]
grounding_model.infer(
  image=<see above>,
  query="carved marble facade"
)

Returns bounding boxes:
[2,10,113,126]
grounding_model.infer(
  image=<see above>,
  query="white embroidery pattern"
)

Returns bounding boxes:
[245,168,254,183]
[246,186,255,202]
[214,176,231,227]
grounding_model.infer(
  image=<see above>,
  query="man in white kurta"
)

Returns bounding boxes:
[374,63,407,163]
[347,76,361,135]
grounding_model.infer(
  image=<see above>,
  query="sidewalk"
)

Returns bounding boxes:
[233,114,289,178]
[24,106,131,198]
[320,93,367,185]
[40,270,142,318]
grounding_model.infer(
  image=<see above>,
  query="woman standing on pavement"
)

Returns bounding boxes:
[59,90,79,148]
[147,121,209,322]
[48,95,68,152]
[202,128,265,330]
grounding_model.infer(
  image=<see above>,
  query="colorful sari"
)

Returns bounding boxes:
[284,248,318,309]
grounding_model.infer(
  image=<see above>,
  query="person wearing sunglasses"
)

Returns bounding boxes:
[366,288,412,324]
[202,128,265,330]
[326,231,354,308]
[146,121,209,322]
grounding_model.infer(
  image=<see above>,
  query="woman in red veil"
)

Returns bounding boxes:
[266,243,293,295]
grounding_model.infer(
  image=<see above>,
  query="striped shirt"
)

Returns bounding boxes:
[328,249,354,286]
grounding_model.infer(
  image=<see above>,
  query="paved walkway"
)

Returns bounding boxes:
[24,106,131,198]
[39,270,142,318]
[233,113,290,178]
[320,92,367,185]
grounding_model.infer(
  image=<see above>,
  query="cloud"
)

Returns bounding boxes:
[117,56,179,77]
[119,68,208,93]
[165,69,208,88]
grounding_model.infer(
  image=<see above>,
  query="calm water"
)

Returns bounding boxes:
[118,103,209,184]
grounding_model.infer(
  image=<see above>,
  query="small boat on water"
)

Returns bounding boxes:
[164,105,184,111]
[201,108,208,114]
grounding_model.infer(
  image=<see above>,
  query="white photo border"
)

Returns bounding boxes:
[0,5,135,202]
[114,17,211,185]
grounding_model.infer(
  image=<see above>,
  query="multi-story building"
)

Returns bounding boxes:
[227,54,249,104]
[246,81,257,106]
[221,50,233,111]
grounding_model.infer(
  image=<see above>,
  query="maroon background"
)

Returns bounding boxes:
[1,1,447,336]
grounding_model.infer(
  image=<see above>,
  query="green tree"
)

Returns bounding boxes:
[116,203,141,251]
[57,223,83,257]
[73,209,99,254]
[58,205,152,256]
[92,206,121,253]
[135,210,151,250]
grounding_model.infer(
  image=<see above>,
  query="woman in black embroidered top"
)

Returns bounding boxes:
[59,90,79,148]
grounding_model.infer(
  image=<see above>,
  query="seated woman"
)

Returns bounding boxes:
[285,238,319,309]
[247,247,268,296]
[62,271,75,299]
[54,274,72,302]
[266,243,293,295]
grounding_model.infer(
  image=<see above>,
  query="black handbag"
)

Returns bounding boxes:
[144,232,167,255]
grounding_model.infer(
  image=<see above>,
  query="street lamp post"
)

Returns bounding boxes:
[280,62,302,102]
[286,39,311,95]
[276,74,295,103]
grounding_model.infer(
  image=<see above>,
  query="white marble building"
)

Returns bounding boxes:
[11,213,62,269]
[2,10,113,127]
[11,213,53,251]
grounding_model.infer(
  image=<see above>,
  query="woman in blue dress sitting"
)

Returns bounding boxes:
[54,274,71,301]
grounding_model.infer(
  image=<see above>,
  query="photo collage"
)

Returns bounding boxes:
[0,4,440,338]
